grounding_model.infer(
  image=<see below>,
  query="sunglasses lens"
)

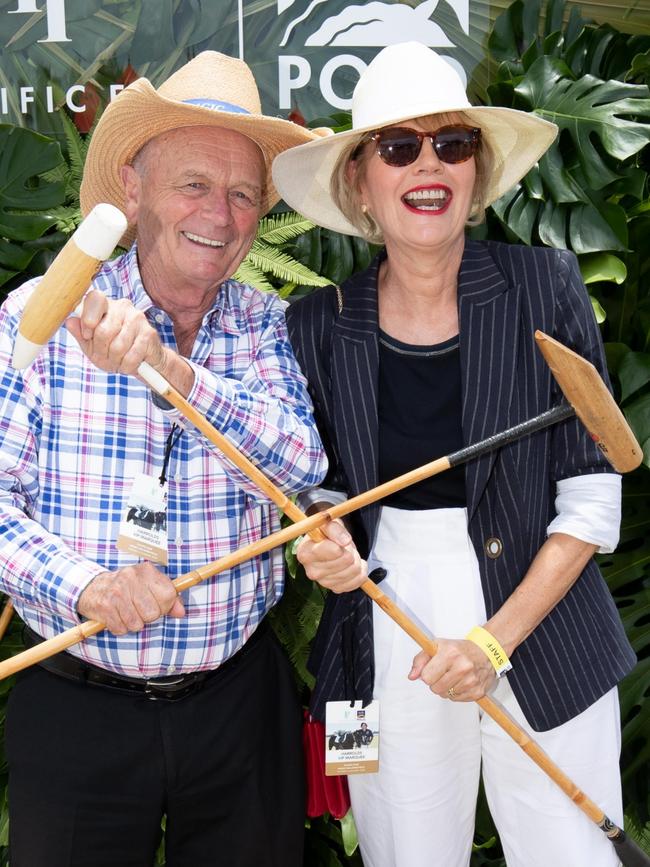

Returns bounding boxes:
[376,129,422,167]
[375,126,479,167]
[434,127,479,164]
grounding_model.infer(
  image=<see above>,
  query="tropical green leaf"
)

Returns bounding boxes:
[0,125,64,239]
[321,231,355,286]
[58,111,90,189]
[623,805,650,854]
[580,252,627,284]
[618,351,650,401]
[232,259,275,293]
[624,393,650,463]
[516,57,650,189]
[591,296,607,322]
[243,243,331,288]
[256,213,316,245]
[339,810,359,857]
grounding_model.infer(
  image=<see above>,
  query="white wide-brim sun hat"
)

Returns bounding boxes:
[80,51,328,248]
[272,42,558,237]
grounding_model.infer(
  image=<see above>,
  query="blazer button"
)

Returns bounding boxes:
[485,537,503,559]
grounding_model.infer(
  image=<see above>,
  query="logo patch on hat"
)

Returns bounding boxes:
[183,98,251,114]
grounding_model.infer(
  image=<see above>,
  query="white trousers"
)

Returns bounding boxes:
[348,507,623,867]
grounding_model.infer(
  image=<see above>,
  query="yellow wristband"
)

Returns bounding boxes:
[465,626,512,677]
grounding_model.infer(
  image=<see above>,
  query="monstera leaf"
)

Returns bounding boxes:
[516,57,650,189]
[488,55,650,253]
[0,124,65,288]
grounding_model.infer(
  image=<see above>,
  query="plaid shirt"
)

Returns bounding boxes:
[0,246,326,677]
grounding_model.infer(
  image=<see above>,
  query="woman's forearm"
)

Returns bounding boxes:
[485,533,598,657]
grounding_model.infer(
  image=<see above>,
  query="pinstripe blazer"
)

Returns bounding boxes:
[286,239,635,732]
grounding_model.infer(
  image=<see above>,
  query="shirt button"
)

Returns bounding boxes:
[175,535,183,545]
[167,666,176,674]
[155,312,165,324]
[485,537,503,559]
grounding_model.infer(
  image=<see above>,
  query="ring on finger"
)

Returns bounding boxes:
[447,686,457,699]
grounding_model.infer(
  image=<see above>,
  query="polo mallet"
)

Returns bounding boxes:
[7,214,646,862]
[0,600,14,642]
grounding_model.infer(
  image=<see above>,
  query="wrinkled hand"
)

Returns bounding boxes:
[409,638,496,702]
[78,563,185,635]
[296,520,367,593]
[66,290,167,376]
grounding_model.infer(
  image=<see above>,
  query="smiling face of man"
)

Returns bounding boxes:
[122,125,265,309]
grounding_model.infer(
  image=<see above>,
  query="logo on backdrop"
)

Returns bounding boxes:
[8,0,69,42]
[1,0,481,127]
[275,0,471,112]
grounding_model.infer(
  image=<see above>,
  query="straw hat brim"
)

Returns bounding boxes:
[80,78,321,248]
[272,105,558,237]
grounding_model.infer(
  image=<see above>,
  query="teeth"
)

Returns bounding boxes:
[183,231,225,247]
[403,189,449,211]
[404,189,446,200]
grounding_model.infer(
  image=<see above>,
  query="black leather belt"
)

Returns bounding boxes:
[22,620,267,702]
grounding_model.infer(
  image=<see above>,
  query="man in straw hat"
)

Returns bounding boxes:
[0,51,327,865]
[274,42,634,867]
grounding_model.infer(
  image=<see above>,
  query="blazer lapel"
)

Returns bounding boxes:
[331,260,381,539]
[458,241,522,521]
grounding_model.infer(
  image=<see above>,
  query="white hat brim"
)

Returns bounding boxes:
[272,106,558,237]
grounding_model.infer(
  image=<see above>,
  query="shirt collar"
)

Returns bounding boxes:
[118,243,229,326]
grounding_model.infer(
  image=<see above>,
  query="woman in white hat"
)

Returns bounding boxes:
[274,42,634,867]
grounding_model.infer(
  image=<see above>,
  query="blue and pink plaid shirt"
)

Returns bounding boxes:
[0,246,327,677]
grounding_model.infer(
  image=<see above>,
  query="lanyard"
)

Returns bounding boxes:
[159,424,182,486]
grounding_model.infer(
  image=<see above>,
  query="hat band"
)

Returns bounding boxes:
[182,97,251,114]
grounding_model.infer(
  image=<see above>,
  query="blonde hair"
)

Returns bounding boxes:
[330,112,494,244]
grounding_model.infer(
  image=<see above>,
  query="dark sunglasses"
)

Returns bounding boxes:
[366,125,481,167]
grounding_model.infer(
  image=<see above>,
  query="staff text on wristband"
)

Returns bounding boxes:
[465,625,512,678]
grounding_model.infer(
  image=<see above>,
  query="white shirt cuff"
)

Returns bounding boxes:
[547,474,621,554]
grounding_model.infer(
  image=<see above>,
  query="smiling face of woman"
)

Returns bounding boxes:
[350,114,477,259]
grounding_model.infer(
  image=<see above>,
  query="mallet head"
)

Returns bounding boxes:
[12,204,127,370]
[535,331,642,473]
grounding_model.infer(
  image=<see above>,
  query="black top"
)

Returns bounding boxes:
[378,330,466,509]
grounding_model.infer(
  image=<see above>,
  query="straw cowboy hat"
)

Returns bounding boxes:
[272,42,559,236]
[80,51,327,247]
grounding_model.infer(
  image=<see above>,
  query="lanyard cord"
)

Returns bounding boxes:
[159,424,182,486]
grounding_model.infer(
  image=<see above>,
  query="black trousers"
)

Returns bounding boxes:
[6,626,304,867]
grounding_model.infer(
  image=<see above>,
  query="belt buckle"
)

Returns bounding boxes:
[144,675,187,701]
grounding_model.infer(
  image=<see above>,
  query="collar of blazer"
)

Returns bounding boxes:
[333,240,513,344]
[330,240,522,525]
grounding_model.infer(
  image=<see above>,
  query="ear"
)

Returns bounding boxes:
[120,164,141,225]
[346,158,368,208]
[345,158,358,187]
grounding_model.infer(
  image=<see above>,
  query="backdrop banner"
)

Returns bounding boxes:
[0,0,488,134]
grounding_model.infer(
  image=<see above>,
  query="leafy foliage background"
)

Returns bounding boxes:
[0,1,648,865]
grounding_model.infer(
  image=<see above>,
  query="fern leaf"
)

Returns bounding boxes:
[233,259,276,292]
[246,241,330,287]
[59,112,89,188]
[256,212,316,244]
